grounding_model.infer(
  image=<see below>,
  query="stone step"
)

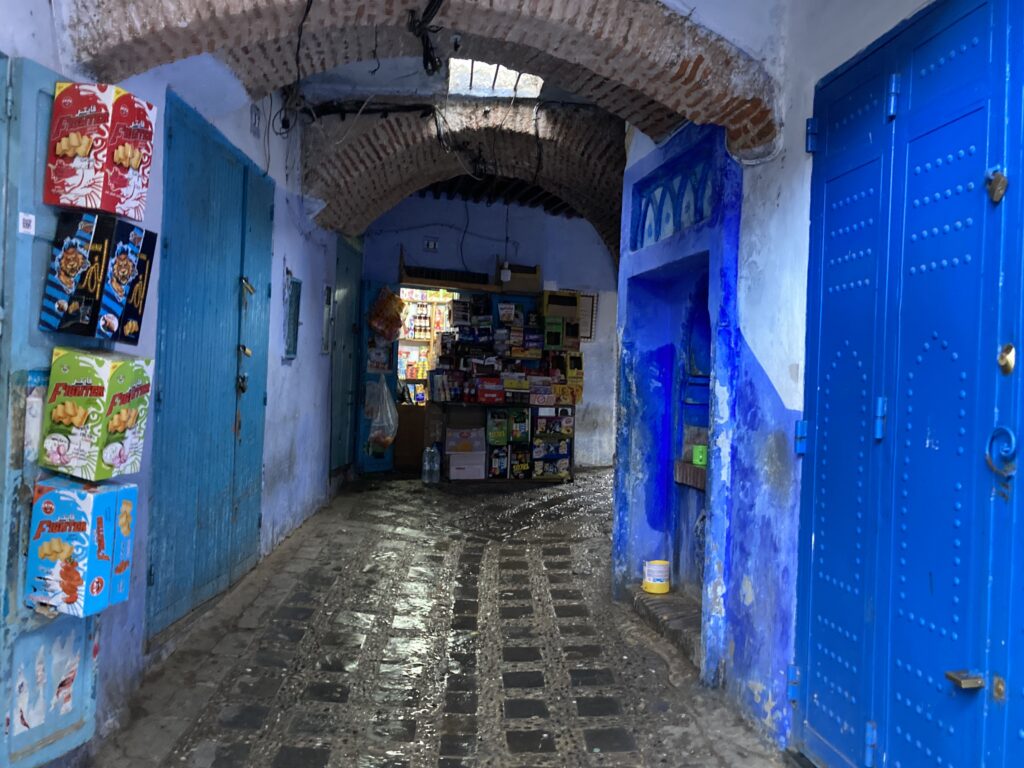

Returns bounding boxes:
[629,586,703,672]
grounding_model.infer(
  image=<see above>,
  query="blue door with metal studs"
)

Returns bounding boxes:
[796,0,1019,766]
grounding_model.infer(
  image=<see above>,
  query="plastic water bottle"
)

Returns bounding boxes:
[429,445,442,484]
[422,446,433,485]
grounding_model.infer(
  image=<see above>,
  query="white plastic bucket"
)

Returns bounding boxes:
[642,560,670,594]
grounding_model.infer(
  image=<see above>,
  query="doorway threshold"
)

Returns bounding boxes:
[629,586,704,677]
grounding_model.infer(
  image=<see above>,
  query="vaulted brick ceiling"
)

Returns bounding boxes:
[304,101,625,257]
[62,0,778,157]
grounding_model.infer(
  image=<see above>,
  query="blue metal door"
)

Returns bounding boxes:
[148,94,273,636]
[330,237,362,471]
[798,1,1011,766]
[1,57,100,768]
[881,2,1007,764]
[796,41,895,768]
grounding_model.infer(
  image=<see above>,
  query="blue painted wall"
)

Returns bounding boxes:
[617,123,801,746]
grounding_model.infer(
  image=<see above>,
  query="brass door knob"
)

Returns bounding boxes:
[998,343,1015,374]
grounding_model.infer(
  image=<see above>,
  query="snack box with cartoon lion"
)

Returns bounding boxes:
[39,211,156,345]
[39,348,154,481]
[25,475,137,618]
[43,82,157,220]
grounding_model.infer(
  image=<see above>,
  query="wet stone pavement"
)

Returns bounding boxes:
[91,470,782,768]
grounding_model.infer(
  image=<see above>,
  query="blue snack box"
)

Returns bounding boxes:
[25,475,137,617]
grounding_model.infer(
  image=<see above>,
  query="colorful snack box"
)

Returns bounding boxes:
[39,348,154,481]
[25,476,137,617]
[39,211,156,344]
[43,82,156,220]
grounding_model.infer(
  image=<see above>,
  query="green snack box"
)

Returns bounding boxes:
[692,444,708,467]
[39,347,154,481]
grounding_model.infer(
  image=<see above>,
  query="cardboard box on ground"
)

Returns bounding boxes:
[39,348,154,482]
[40,211,156,344]
[25,476,137,618]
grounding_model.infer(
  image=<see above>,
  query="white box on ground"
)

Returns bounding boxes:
[449,451,487,480]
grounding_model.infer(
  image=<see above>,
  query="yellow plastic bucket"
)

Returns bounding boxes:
[642,560,671,594]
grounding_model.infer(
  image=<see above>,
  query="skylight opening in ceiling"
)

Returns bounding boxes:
[448,59,544,99]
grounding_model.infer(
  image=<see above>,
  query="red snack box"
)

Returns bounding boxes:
[44,82,156,221]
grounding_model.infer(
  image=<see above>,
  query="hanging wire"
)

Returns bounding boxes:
[272,0,316,137]
[408,0,446,75]
[332,95,376,149]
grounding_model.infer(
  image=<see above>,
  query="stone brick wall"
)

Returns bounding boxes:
[60,0,778,158]
[302,101,625,252]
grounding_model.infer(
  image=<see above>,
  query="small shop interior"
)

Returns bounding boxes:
[389,268,586,483]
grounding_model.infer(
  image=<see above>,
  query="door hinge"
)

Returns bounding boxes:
[886,73,901,119]
[787,664,801,705]
[864,720,878,767]
[805,118,819,153]
[795,419,809,455]
[873,396,888,440]
[147,564,155,587]
[263,392,268,406]
[267,282,272,299]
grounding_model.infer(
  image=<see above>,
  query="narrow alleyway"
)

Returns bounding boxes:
[91,471,781,768]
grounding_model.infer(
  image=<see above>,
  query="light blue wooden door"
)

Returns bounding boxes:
[330,237,362,471]
[148,94,272,636]
[230,169,273,580]
[1,57,100,768]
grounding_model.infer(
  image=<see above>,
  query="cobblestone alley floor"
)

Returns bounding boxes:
[90,470,783,768]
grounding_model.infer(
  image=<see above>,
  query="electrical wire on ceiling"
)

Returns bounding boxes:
[408,0,446,75]
[273,0,316,137]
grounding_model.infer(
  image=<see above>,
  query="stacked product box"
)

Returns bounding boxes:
[508,408,532,479]
[532,408,573,481]
[39,347,153,481]
[39,211,156,344]
[44,82,157,220]
[25,475,137,617]
[487,410,510,479]
[446,427,486,480]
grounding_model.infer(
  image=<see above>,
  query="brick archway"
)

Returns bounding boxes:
[303,102,625,256]
[62,0,778,158]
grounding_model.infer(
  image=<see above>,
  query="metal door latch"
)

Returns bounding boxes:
[238,344,253,357]
[241,276,256,295]
[945,669,985,690]
[987,169,1009,204]
[236,374,249,394]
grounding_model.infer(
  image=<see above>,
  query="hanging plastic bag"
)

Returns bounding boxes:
[367,287,406,342]
[368,374,399,454]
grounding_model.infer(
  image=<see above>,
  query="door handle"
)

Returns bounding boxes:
[945,670,985,690]
[985,426,1017,479]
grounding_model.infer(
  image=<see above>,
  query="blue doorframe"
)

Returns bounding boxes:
[615,125,741,687]
[356,280,398,473]
[147,93,274,638]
